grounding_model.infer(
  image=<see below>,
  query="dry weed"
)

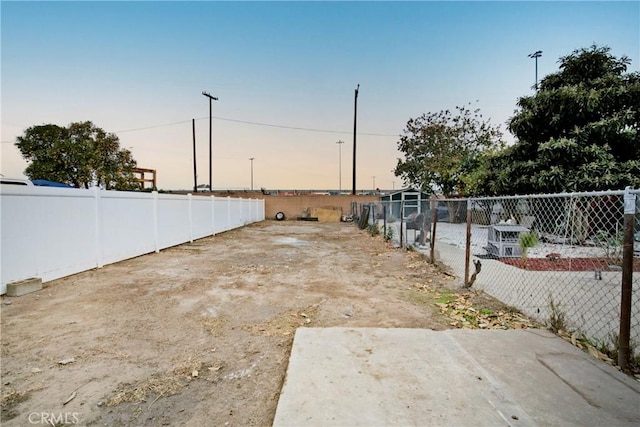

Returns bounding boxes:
[0,387,27,407]
[107,356,217,406]
[201,316,228,336]
[247,304,320,337]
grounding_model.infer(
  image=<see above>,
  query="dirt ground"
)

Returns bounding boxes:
[1,221,518,426]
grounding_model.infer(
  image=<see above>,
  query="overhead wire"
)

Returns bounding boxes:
[2,114,399,143]
[115,115,399,137]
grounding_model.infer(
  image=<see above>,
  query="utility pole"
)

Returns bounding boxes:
[528,50,542,90]
[192,119,197,193]
[336,140,344,192]
[202,91,218,192]
[352,84,359,195]
[249,157,255,191]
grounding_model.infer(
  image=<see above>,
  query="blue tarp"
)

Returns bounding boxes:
[32,179,74,188]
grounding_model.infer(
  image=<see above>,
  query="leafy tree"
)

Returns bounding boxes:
[480,45,640,195]
[394,103,504,196]
[15,121,138,190]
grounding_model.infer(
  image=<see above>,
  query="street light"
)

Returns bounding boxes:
[528,50,542,90]
[249,157,255,191]
[336,140,344,192]
[202,91,218,192]
[372,176,376,191]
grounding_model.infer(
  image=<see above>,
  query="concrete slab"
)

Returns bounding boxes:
[274,328,640,427]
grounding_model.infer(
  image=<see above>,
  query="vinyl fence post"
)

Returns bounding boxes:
[153,191,160,253]
[618,187,635,371]
[430,199,438,263]
[188,193,194,243]
[464,199,472,286]
[211,195,216,236]
[252,198,255,222]
[227,196,232,230]
[93,187,104,268]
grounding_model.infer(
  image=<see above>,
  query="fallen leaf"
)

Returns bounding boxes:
[58,358,75,365]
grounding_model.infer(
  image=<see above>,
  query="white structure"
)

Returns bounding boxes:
[486,224,528,258]
[380,188,430,219]
[0,186,264,294]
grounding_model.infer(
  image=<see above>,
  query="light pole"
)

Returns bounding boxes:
[528,50,542,90]
[352,84,359,195]
[202,91,218,192]
[249,157,255,191]
[336,140,344,192]
[372,176,376,191]
[192,119,197,193]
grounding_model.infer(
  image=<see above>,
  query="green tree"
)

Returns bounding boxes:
[480,45,640,195]
[394,103,504,196]
[15,121,138,190]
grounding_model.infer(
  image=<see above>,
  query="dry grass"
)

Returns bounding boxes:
[201,316,228,336]
[0,387,27,407]
[82,346,131,360]
[107,356,221,407]
[247,304,321,337]
[107,376,185,406]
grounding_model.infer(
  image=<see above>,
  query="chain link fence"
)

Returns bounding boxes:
[351,199,433,247]
[422,189,639,366]
[353,189,639,367]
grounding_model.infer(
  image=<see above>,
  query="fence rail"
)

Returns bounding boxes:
[1,187,265,294]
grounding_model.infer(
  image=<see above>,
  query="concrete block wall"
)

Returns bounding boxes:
[191,192,381,221]
[263,195,380,221]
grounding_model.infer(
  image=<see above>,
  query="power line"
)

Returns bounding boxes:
[115,116,398,137]
[116,119,192,133]
[3,115,400,141]
[214,115,397,137]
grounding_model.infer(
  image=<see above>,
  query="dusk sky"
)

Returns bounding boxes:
[2,1,638,191]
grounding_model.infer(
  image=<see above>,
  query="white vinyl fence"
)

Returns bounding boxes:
[0,186,264,294]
